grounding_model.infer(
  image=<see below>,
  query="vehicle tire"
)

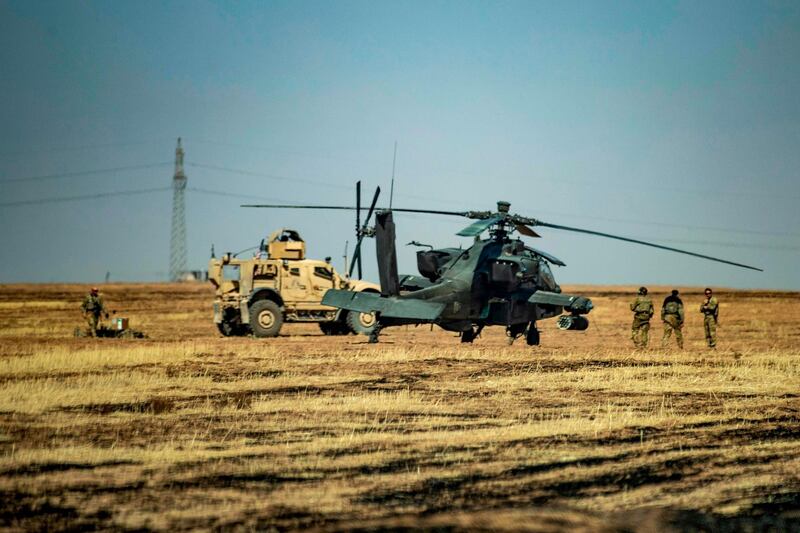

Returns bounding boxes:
[250,300,283,338]
[526,324,540,346]
[345,309,378,336]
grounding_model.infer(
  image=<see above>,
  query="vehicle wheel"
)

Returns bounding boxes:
[526,324,540,346]
[250,300,283,338]
[346,309,378,335]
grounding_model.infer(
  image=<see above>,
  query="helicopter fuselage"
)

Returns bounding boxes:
[369,236,579,332]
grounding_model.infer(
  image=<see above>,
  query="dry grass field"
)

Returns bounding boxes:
[0,282,798,531]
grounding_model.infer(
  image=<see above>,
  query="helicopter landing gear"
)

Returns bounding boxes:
[460,325,484,343]
[506,323,527,345]
[526,322,540,346]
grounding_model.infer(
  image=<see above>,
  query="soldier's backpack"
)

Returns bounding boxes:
[634,299,652,318]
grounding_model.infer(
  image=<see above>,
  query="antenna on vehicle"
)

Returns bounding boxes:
[389,141,397,210]
[343,240,349,274]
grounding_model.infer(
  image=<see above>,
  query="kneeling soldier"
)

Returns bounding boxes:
[661,289,684,349]
[630,286,654,348]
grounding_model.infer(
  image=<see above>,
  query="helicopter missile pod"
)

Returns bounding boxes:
[243,185,761,346]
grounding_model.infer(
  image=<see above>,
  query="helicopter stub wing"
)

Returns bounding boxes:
[528,291,593,314]
[323,290,446,320]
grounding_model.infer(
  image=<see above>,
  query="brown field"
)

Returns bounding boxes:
[0,283,799,531]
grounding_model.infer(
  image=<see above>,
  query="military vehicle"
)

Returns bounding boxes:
[208,228,380,338]
[244,183,761,346]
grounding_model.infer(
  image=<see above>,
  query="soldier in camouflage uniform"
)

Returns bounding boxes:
[630,286,654,348]
[661,289,684,349]
[81,287,106,337]
[700,287,719,348]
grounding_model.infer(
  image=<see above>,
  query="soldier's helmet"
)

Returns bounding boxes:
[91,287,99,295]
[671,289,679,296]
[638,286,648,295]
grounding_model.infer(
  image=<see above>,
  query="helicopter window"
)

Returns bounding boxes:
[416,250,455,282]
[222,265,240,280]
[539,261,557,290]
[313,266,333,281]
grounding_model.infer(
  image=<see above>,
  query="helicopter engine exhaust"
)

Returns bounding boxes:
[557,315,589,331]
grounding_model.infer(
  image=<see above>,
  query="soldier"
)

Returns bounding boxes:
[630,286,654,348]
[661,289,684,349]
[700,287,719,348]
[81,287,106,337]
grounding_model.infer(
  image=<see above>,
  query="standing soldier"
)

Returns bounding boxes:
[630,286,654,348]
[81,287,106,337]
[661,289,684,349]
[700,287,719,348]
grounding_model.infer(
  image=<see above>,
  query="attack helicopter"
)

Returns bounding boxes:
[243,183,761,345]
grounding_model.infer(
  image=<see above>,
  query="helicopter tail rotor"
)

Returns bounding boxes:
[348,185,381,279]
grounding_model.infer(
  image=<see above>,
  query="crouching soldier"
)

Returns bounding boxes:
[661,289,684,349]
[630,286,654,348]
[81,287,106,337]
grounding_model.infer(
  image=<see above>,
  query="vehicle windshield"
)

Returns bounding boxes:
[222,264,240,281]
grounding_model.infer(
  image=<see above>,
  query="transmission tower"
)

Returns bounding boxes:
[169,138,188,281]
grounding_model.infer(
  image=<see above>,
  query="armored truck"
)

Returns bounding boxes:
[209,229,379,337]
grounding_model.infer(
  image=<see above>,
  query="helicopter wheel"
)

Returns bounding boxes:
[526,323,540,346]
[460,329,476,343]
[506,323,527,345]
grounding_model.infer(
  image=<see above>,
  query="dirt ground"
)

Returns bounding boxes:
[1,283,799,531]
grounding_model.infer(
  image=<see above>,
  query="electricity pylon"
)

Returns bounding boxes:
[169,138,187,281]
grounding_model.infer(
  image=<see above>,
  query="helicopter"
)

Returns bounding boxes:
[243,182,761,345]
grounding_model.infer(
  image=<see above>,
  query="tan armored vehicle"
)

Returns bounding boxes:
[209,229,379,337]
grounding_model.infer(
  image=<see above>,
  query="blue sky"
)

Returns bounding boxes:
[0,0,798,288]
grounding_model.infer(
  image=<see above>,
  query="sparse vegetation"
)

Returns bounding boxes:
[0,283,798,530]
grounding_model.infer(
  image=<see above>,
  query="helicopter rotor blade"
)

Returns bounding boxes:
[515,224,541,238]
[536,221,763,272]
[348,243,360,278]
[457,215,504,237]
[243,204,360,210]
[241,200,762,271]
[241,204,480,218]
